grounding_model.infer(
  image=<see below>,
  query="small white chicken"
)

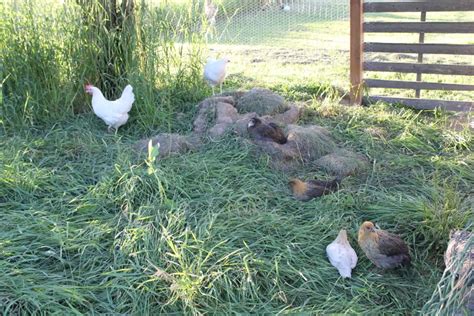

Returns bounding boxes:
[85,84,135,133]
[326,229,358,278]
[203,57,230,95]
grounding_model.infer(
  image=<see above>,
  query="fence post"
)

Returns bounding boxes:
[415,11,427,98]
[350,0,363,105]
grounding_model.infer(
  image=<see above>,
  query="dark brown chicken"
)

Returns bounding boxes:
[247,117,287,144]
[288,177,341,201]
[358,221,411,269]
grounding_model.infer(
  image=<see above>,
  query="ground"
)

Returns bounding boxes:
[1,3,473,315]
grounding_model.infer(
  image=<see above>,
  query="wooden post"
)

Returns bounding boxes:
[416,11,426,98]
[350,0,364,105]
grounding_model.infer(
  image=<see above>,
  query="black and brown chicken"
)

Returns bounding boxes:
[247,117,287,144]
[358,221,411,269]
[288,177,341,201]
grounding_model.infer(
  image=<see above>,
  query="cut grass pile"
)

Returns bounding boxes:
[1,100,472,313]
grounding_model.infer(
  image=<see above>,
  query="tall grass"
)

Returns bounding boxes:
[0,0,207,131]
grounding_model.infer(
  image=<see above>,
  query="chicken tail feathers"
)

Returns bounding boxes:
[337,267,352,279]
[324,177,341,192]
[118,85,135,113]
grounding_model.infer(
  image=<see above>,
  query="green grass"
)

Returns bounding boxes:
[1,1,473,314]
[1,103,472,314]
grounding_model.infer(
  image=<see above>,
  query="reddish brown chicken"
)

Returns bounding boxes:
[247,117,287,144]
[358,221,411,269]
[288,177,341,202]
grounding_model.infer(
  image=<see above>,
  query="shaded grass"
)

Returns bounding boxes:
[1,101,472,313]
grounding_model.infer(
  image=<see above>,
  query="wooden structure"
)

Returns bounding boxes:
[349,0,474,111]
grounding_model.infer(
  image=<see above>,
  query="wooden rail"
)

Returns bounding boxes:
[349,0,474,111]
[368,96,473,112]
[365,79,474,91]
[364,62,474,76]
[364,1,474,13]
[364,22,474,34]
[364,43,474,55]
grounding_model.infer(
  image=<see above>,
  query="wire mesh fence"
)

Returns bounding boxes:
[201,0,351,92]
[206,0,349,44]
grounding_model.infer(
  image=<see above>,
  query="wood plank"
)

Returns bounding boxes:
[350,0,364,105]
[364,62,474,75]
[364,43,474,55]
[364,22,474,33]
[416,11,426,98]
[364,1,474,13]
[365,79,474,91]
[367,96,474,112]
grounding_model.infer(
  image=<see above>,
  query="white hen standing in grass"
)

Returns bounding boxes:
[326,229,358,278]
[85,84,135,133]
[204,58,230,95]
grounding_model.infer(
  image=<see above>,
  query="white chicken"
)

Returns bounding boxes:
[203,58,230,95]
[85,84,135,133]
[326,229,358,278]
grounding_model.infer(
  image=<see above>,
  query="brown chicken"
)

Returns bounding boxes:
[358,221,411,269]
[288,177,341,201]
[247,117,287,144]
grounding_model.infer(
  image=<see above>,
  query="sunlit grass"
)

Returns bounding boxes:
[210,9,474,101]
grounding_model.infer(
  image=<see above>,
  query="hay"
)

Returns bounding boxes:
[251,124,338,172]
[236,88,288,115]
[422,230,474,315]
[444,230,473,284]
[314,149,369,177]
[135,133,201,158]
[286,124,337,161]
[136,91,369,180]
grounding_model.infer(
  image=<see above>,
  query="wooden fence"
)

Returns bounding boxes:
[350,0,474,111]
